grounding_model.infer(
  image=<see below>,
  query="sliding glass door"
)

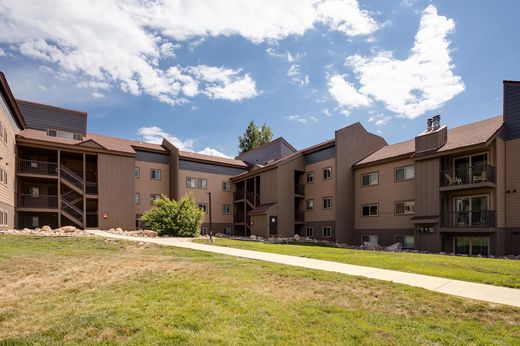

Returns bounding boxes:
[454,237,489,255]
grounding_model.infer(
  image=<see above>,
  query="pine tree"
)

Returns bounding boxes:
[238,121,273,154]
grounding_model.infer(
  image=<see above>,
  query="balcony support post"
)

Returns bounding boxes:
[57,149,61,228]
[83,152,86,229]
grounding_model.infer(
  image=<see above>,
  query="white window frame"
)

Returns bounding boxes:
[305,199,314,211]
[361,172,379,187]
[306,171,314,184]
[322,167,332,180]
[305,227,313,237]
[395,166,415,182]
[362,203,379,217]
[361,235,378,244]
[322,196,332,210]
[395,200,415,215]
[322,226,332,237]
[150,169,161,180]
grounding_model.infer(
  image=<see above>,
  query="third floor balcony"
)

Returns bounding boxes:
[440,165,496,189]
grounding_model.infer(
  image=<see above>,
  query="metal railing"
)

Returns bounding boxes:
[86,182,98,195]
[62,199,84,221]
[294,184,305,195]
[60,165,84,190]
[17,159,57,176]
[18,194,58,208]
[234,189,245,201]
[440,165,496,187]
[245,191,260,205]
[295,210,305,222]
[440,210,496,228]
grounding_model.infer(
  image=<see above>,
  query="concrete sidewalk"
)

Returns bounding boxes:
[87,230,520,308]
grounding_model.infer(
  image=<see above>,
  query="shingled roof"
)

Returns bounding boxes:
[355,115,504,167]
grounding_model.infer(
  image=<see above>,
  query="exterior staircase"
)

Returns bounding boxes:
[59,166,84,228]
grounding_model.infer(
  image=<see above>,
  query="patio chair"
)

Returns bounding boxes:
[444,173,462,185]
[473,170,487,183]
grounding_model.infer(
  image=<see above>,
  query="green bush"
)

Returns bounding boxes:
[139,193,205,237]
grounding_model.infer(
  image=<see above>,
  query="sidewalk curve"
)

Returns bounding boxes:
[87,230,520,308]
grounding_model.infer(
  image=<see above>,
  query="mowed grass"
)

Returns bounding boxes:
[193,239,520,288]
[0,236,519,345]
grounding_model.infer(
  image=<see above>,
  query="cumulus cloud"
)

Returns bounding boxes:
[286,114,318,124]
[329,5,464,118]
[368,114,392,126]
[137,126,230,158]
[189,65,257,101]
[0,0,379,105]
[328,74,371,108]
[0,47,5,56]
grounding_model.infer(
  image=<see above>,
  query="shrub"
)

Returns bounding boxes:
[139,193,205,237]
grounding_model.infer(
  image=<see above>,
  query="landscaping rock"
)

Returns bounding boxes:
[116,227,123,232]
[41,225,52,233]
[214,233,226,238]
[363,241,382,250]
[60,226,77,233]
[384,243,403,252]
[293,234,300,240]
[143,230,158,237]
[250,235,257,240]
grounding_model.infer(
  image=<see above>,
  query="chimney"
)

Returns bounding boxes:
[426,118,433,132]
[432,115,441,131]
[503,80,520,141]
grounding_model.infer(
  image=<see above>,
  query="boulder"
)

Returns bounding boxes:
[41,225,52,233]
[116,227,123,232]
[363,241,382,250]
[250,235,257,240]
[293,234,301,240]
[384,242,403,252]
[143,230,158,237]
[214,233,225,238]
[60,226,77,233]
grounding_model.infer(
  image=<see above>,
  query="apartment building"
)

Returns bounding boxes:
[1,70,519,255]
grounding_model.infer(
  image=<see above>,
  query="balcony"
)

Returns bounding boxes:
[295,210,305,222]
[440,165,496,189]
[18,194,58,209]
[17,159,57,177]
[234,189,245,202]
[86,182,98,195]
[440,210,496,228]
[234,213,245,223]
[294,184,305,196]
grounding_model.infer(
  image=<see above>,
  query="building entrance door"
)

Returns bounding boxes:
[269,216,277,236]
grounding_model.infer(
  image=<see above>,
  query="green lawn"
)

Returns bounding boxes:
[194,238,520,288]
[1,235,519,345]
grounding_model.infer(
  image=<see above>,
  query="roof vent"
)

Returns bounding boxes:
[426,118,433,132]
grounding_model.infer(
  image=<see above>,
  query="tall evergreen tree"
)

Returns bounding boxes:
[238,121,273,154]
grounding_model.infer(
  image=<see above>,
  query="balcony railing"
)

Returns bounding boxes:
[17,159,57,176]
[294,184,305,195]
[234,213,245,223]
[440,165,496,187]
[86,182,98,195]
[295,210,305,222]
[440,210,496,228]
[18,194,58,209]
[234,189,245,201]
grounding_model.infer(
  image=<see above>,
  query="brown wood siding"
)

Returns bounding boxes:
[415,158,440,216]
[355,158,416,230]
[260,168,278,204]
[98,154,135,230]
[496,138,506,228]
[277,156,304,237]
[177,170,234,224]
[335,123,387,243]
[415,127,447,153]
[506,138,520,227]
[305,158,335,222]
[250,214,268,237]
[134,161,170,216]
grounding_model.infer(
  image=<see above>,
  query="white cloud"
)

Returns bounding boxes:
[368,114,392,126]
[328,74,371,108]
[91,91,105,99]
[189,65,258,101]
[0,47,5,56]
[287,64,310,86]
[336,5,464,118]
[137,126,231,158]
[286,114,318,124]
[0,0,379,106]
[322,109,333,117]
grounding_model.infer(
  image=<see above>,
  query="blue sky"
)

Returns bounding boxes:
[0,0,519,157]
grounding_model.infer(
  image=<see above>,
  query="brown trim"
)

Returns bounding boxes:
[361,171,379,187]
[16,137,135,157]
[394,165,415,182]
[301,139,335,154]
[16,98,87,117]
[0,72,27,129]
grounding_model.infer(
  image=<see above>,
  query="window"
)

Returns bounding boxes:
[305,199,314,211]
[396,235,415,249]
[0,210,3,226]
[198,203,208,213]
[395,200,415,215]
[0,167,3,183]
[4,210,8,226]
[201,227,208,235]
[306,171,314,184]
[135,193,140,205]
[222,181,231,191]
[151,169,161,180]
[305,227,313,237]
[223,204,231,214]
[224,227,232,236]
[361,235,378,244]
[31,216,39,228]
[323,167,332,180]
[4,170,7,185]
[186,177,196,188]
[362,204,379,217]
[322,197,332,209]
[362,172,379,186]
[322,226,332,237]
[134,167,140,178]
[3,128,7,143]
[198,178,207,190]
[150,194,161,204]
[395,166,415,181]
[47,129,82,140]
